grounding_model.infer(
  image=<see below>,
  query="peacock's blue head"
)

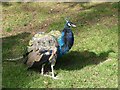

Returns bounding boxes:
[64,19,76,28]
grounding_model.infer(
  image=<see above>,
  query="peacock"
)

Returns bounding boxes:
[7,19,76,79]
[24,19,76,79]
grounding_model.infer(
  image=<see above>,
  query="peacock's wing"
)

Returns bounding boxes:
[26,32,58,67]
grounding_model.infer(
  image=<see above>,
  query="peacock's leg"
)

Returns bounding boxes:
[51,64,55,78]
[41,64,45,75]
[51,64,59,79]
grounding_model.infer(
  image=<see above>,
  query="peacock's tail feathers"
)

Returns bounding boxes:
[26,32,59,67]
[28,35,58,51]
[28,30,61,46]
[29,32,45,46]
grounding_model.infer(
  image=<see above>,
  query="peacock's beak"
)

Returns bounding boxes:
[71,24,76,27]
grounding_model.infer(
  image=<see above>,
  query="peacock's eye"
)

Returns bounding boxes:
[68,23,71,26]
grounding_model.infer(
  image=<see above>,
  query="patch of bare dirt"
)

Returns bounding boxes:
[2,19,52,38]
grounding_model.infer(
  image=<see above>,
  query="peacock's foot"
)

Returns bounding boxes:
[45,71,57,77]
[44,74,59,79]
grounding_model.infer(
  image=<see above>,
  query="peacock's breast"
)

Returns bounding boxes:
[57,29,74,56]
[65,30,74,47]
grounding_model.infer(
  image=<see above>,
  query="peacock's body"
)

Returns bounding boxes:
[24,20,76,79]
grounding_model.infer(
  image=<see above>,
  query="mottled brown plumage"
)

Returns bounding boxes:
[25,31,60,78]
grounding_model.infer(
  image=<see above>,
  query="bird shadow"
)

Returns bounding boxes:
[26,49,115,73]
[2,32,32,60]
[55,50,115,71]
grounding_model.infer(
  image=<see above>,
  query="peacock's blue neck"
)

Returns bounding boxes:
[57,26,74,57]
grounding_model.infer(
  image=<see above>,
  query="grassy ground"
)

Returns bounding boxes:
[2,2,118,88]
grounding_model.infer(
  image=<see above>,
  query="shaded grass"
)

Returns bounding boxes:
[2,32,31,59]
[2,2,118,88]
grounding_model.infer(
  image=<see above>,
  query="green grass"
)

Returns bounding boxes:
[2,2,118,88]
